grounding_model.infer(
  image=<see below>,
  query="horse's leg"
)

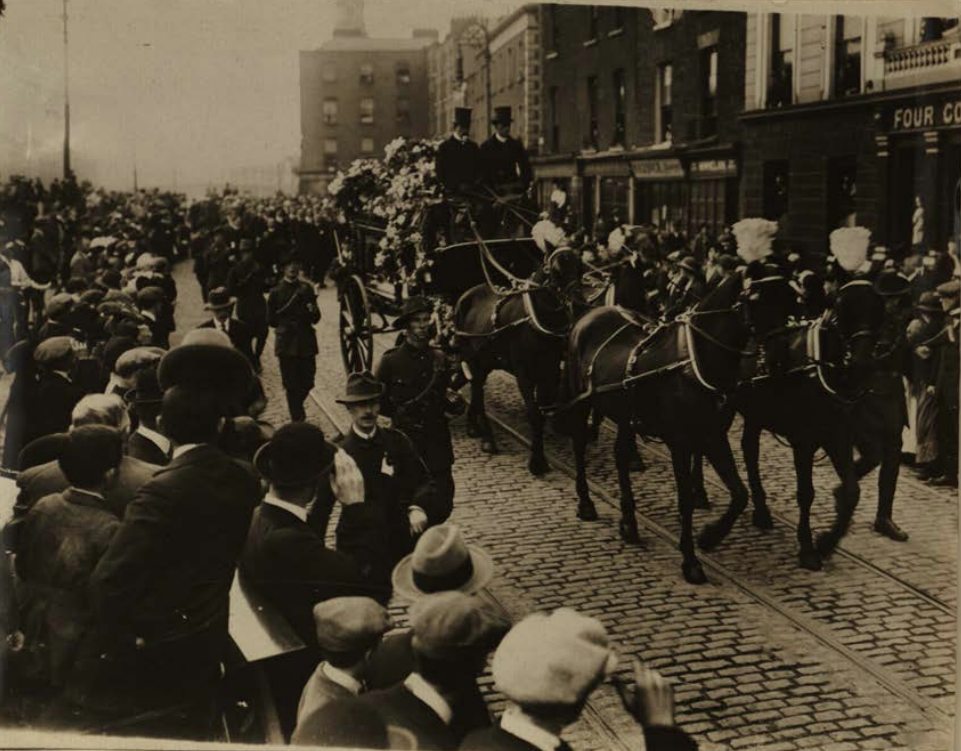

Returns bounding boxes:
[472,367,498,454]
[518,368,549,476]
[816,425,861,559]
[742,418,774,529]
[668,442,707,584]
[572,403,598,521]
[690,452,711,509]
[614,422,640,544]
[588,407,601,444]
[792,440,821,571]
[696,430,749,552]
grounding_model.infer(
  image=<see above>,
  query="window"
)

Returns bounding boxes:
[763,160,790,221]
[322,66,337,83]
[700,48,718,137]
[834,16,862,96]
[549,86,560,151]
[768,15,794,106]
[326,156,339,173]
[396,97,411,126]
[586,76,599,149]
[921,17,960,41]
[612,69,626,146]
[588,6,600,40]
[828,157,858,228]
[396,63,411,86]
[360,97,375,124]
[322,98,338,125]
[657,63,673,143]
[361,138,375,154]
[359,63,374,85]
[324,138,338,154]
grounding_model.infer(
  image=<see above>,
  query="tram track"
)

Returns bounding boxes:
[479,406,953,724]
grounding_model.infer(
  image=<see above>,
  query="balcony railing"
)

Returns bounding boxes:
[883,37,961,76]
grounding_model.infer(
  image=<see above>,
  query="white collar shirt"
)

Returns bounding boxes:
[214,317,230,334]
[500,705,563,751]
[495,133,509,144]
[263,494,309,523]
[404,673,453,726]
[352,424,378,441]
[321,662,364,696]
[136,425,171,457]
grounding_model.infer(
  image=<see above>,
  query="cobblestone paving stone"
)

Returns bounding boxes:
[169,262,956,751]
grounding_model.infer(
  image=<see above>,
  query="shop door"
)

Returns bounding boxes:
[938,140,960,251]
[889,140,925,254]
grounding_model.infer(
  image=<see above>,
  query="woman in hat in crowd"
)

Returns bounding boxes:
[907,291,947,481]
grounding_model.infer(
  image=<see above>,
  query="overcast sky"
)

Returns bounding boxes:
[1,0,955,196]
[0,0,522,195]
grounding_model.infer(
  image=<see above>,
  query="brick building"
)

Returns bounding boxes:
[297,0,435,195]
[740,13,961,256]
[534,5,746,237]
[428,5,542,152]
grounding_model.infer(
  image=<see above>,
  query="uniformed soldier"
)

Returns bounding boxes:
[436,107,481,196]
[375,297,463,522]
[266,257,319,422]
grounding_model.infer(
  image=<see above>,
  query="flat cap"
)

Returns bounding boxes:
[136,286,166,308]
[312,597,391,653]
[936,279,960,299]
[114,345,166,379]
[409,591,509,661]
[33,336,76,365]
[492,608,618,706]
[45,293,75,320]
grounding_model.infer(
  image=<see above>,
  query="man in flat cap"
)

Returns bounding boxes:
[125,364,171,465]
[27,336,86,445]
[197,286,255,366]
[311,370,437,589]
[462,609,696,751]
[135,286,169,347]
[930,279,959,486]
[267,257,320,422]
[298,592,509,750]
[37,292,76,341]
[376,297,462,522]
[294,596,392,728]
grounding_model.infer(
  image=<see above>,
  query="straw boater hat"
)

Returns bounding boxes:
[732,218,778,264]
[392,523,495,601]
[830,227,872,272]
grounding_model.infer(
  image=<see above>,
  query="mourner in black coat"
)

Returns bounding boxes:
[227,242,270,366]
[436,108,481,195]
[480,107,533,196]
[197,287,256,365]
[26,337,86,445]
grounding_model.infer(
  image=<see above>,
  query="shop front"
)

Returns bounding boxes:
[631,156,687,231]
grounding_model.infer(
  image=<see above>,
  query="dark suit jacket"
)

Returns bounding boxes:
[266,279,319,358]
[127,430,170,467]
[88,445,261,710]
[27,372,85,444]
[240,502,385,647]
[437,136,482,194]
[359,684,459,751]
[197,317,256,364]
[461,720,697,751]
[480,136,533,194]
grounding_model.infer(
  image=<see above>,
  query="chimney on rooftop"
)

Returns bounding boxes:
[333,0,366,38]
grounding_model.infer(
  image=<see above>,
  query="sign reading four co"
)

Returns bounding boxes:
[887,95,961,132]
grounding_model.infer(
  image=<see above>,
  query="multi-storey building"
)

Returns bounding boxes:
[534,5,746,236]
[428,6,542,151]
[297,0,435,195]
[740,14,961,255]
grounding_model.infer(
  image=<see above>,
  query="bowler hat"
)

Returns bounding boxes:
[125,364,164,405]
[492,608,618,706]
[205,287,236,312]
[336,370,385,404]
[492,106,513,125]
[157,328,253,398]
[453,107,472,129]
[253,422,337,486]
[313,597,392,654]
[394,296,433,328]
[409,592,510,660]
[392,523,495,601]
[873,270,911,297]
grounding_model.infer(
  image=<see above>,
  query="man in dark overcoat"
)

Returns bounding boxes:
[227,239,270,370]
[26,337,86,446]
[480,106,533,196]
[196,286,255,365]
[266,257,319,422]
[436,108,481,196]
[375,297,462,522]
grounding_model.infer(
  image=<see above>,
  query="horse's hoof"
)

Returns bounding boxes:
[697,524,724,552]
[752,506,774,530]
[629,454,646,473]
[683,560,708,585]
[799,549,822,571]
[815,532,836,559]
[466,423,480,438]
[619,519,641,545]
[481,441,498,455]
[529,455,549,476]
[692,491,711,510]
[577,501,598,522]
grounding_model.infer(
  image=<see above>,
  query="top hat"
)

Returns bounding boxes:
[453,107,472,129]
[492,106,513,125]
[392,523,495,601]
[394,296,433,328]
[253,422,337,487]
[205,287,236,311]
[157,328,253,399]
[336,370,385,404]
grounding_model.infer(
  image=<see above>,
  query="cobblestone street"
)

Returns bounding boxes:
[172,261,957,751]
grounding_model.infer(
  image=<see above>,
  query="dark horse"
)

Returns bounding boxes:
[694,278,886,568]
[454,246,584,475]
[562,275,770,584]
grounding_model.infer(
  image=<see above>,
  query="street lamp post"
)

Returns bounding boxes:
[457,22,492,137]
[62,0,71,178]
